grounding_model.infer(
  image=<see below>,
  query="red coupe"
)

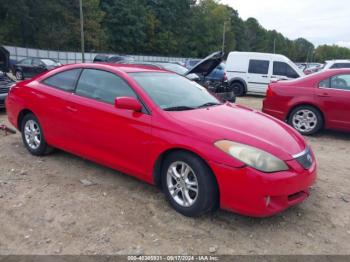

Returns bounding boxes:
[263,69,350,135]
[6,63,316,217]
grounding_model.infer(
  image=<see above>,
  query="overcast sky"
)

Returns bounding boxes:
[221,0,350,48]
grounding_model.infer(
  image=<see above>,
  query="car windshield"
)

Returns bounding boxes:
[130,72,220,111]
[156,63,188,75]
[41,59,58,66]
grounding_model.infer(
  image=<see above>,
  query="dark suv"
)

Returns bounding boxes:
[93,54,135,63]
[0,46,15,109]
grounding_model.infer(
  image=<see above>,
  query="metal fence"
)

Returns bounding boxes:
[4,45,190,64]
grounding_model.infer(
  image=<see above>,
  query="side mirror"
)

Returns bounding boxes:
[115,97,142,112]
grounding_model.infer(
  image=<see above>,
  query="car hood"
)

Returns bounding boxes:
[185,51,224,77]
[167,104,306,160]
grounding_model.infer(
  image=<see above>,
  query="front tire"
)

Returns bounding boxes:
[161,151,219,217]
[230,82,245,96]
[21,113,53,156]
[288,105,323,135]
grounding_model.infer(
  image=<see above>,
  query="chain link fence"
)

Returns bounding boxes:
[4,45,190,64]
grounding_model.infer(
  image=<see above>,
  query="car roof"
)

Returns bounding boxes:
[325,60,350,63]
[300,68,350,81]
[228,51,289,60]
[65,63,170,73]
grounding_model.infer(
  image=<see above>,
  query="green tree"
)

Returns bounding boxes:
[0,0,105,51]
[0,0,348,61]
[314,45,350,62]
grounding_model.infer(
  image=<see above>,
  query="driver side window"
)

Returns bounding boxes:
[273,61,299,78]
[75,69,137,104]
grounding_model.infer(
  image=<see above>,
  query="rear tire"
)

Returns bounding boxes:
[21,113,54,156]
[230,82,245,96]
[288,105,323,135]
[161,151,219,217]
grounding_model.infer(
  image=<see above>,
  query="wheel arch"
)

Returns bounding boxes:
[17,109,35,131]
[153,148,219,195]
[228,77,247,91]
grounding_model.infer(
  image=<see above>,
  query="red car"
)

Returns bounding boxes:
[6,63,316,217]
[263,69,350,135]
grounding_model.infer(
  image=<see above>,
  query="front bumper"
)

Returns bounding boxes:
[209,158,317,217]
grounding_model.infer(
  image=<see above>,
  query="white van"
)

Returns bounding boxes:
[322,60,350,70]
[225,52,304,96]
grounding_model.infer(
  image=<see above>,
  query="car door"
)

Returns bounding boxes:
[317,74,350,130]
[247,59,271,93]
[272,61,300,81]
[37,68,82,147]
[65,68,153,179]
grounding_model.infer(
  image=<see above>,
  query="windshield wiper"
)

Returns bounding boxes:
[163,106,195,111]
[196,102,222,108]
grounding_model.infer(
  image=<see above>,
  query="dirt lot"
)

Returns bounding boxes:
[0,96,349,255]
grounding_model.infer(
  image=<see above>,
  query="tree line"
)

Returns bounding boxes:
[0,0,349,62]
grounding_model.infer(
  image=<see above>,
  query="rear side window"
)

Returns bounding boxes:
[32,59,43,66]
[75,69,137,104]
[248,60,269,74]
[319,74,350,90]
[319,78,330,88]
[331,74,350,90]
[330,63,350,69]
[273,61,299,78]
[107,56,123,63]
[43,69,81,92]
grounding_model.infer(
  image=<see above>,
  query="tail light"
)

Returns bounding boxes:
[266,84,275,97]
[223,72,228,81]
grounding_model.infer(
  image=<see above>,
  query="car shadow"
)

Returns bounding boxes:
[310,129,350,141]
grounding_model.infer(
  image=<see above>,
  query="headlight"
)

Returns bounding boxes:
[214,140,289,173]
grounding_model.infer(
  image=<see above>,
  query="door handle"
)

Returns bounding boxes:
[317,93,330,97]
[66,106,78,112]
[262,75,268,78]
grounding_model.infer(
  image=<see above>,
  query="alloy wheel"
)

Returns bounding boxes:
[166,161,199,207]
[292,109,318,133]
[24,119,41,150]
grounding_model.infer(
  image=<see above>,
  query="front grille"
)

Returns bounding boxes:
[0,76,14,94]
[294,147,313,169]
[288,191,307,201]
[0,87,9,94]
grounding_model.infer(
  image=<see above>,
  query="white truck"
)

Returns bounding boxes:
[225,51,304,96]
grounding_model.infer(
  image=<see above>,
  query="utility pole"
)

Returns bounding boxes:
[273,38,276,54]
[222,21,226,53]
[79,0,85,63]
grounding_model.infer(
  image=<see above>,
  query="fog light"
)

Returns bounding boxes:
[265,196,271,207]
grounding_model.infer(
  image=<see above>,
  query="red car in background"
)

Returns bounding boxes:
[6,63,316,217]
[263,69,350,135]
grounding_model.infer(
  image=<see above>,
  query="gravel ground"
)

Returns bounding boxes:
[0,96,350,255]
